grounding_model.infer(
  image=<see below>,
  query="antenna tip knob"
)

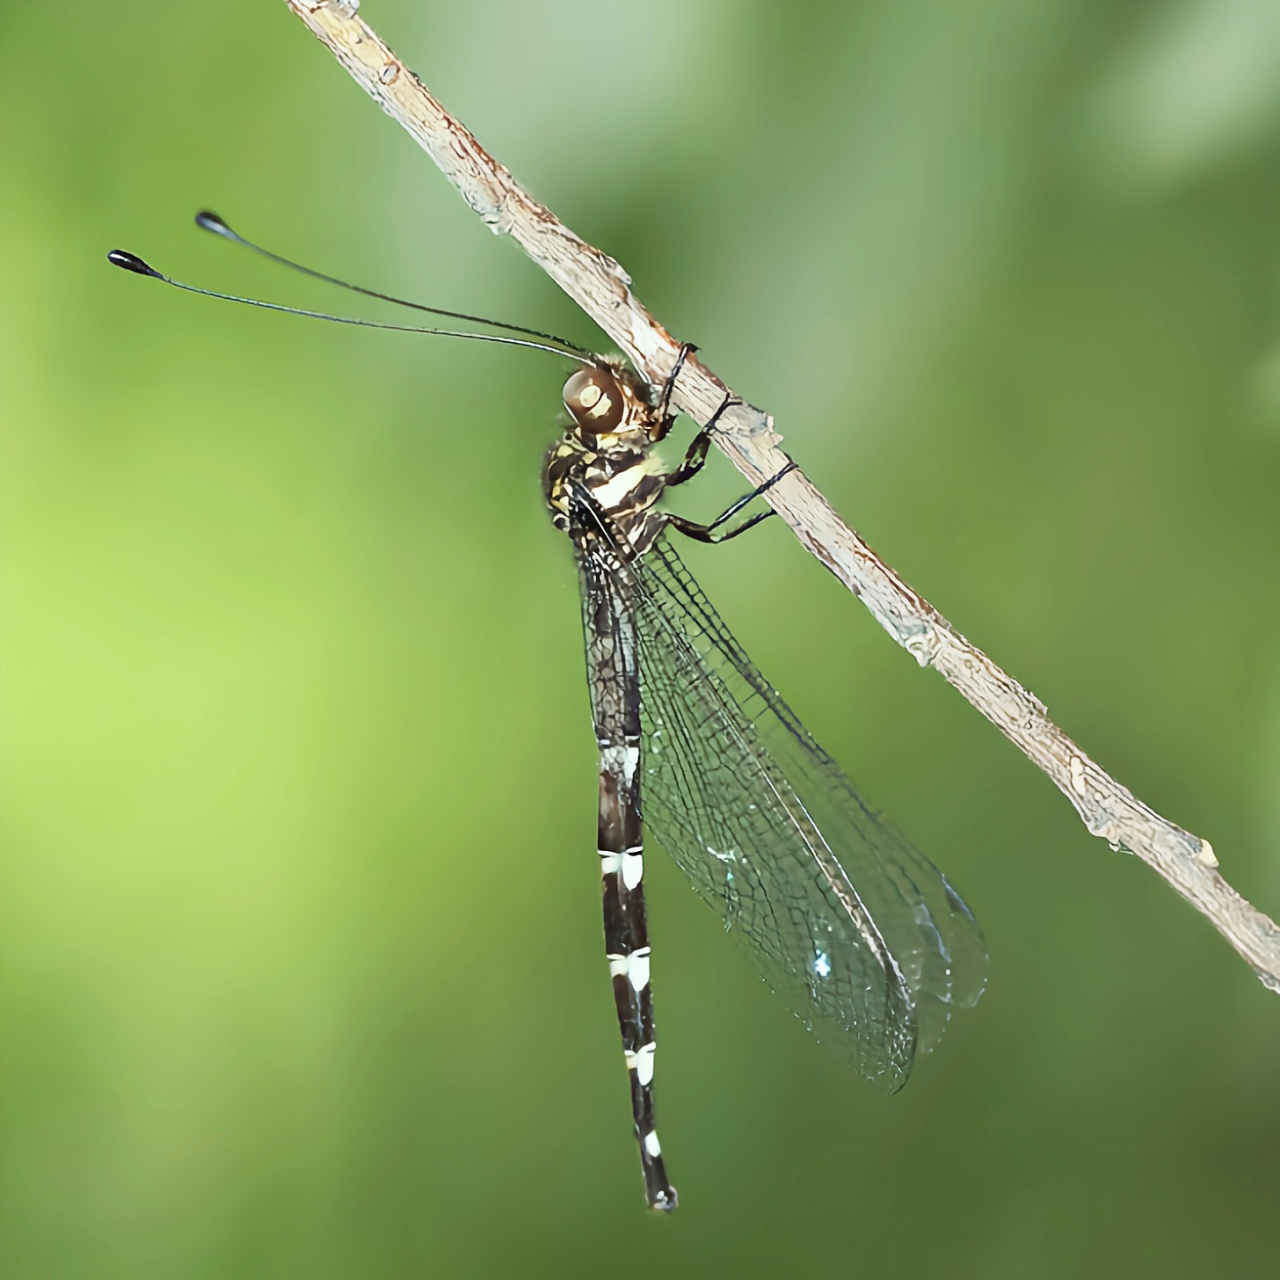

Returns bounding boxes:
[107,250,161,278]
[195,210,235,239]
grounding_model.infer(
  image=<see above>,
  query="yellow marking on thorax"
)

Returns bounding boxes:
[591,455,666,509]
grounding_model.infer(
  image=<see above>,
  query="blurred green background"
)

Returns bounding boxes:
[4,1,1280,1276]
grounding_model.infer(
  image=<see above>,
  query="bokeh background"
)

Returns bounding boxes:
[4,1,1280,1276]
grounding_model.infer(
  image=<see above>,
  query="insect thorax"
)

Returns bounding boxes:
[543,359,671,554]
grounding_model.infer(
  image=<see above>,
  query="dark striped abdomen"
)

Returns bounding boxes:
[580,546,676,1213]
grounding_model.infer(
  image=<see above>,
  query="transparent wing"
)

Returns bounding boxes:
[593,533,987,1093]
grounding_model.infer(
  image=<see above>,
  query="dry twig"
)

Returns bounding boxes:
[283,1,1280,991]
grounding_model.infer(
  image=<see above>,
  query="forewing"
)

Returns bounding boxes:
[612,534,987,1089]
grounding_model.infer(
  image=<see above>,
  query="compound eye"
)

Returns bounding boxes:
[563,366,624,434]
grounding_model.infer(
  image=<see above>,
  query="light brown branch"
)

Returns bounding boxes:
[284,1,1280,991]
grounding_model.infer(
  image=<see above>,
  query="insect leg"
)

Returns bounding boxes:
[653,342,697,434]
[667,459,798,544]
[666,393,740,489]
